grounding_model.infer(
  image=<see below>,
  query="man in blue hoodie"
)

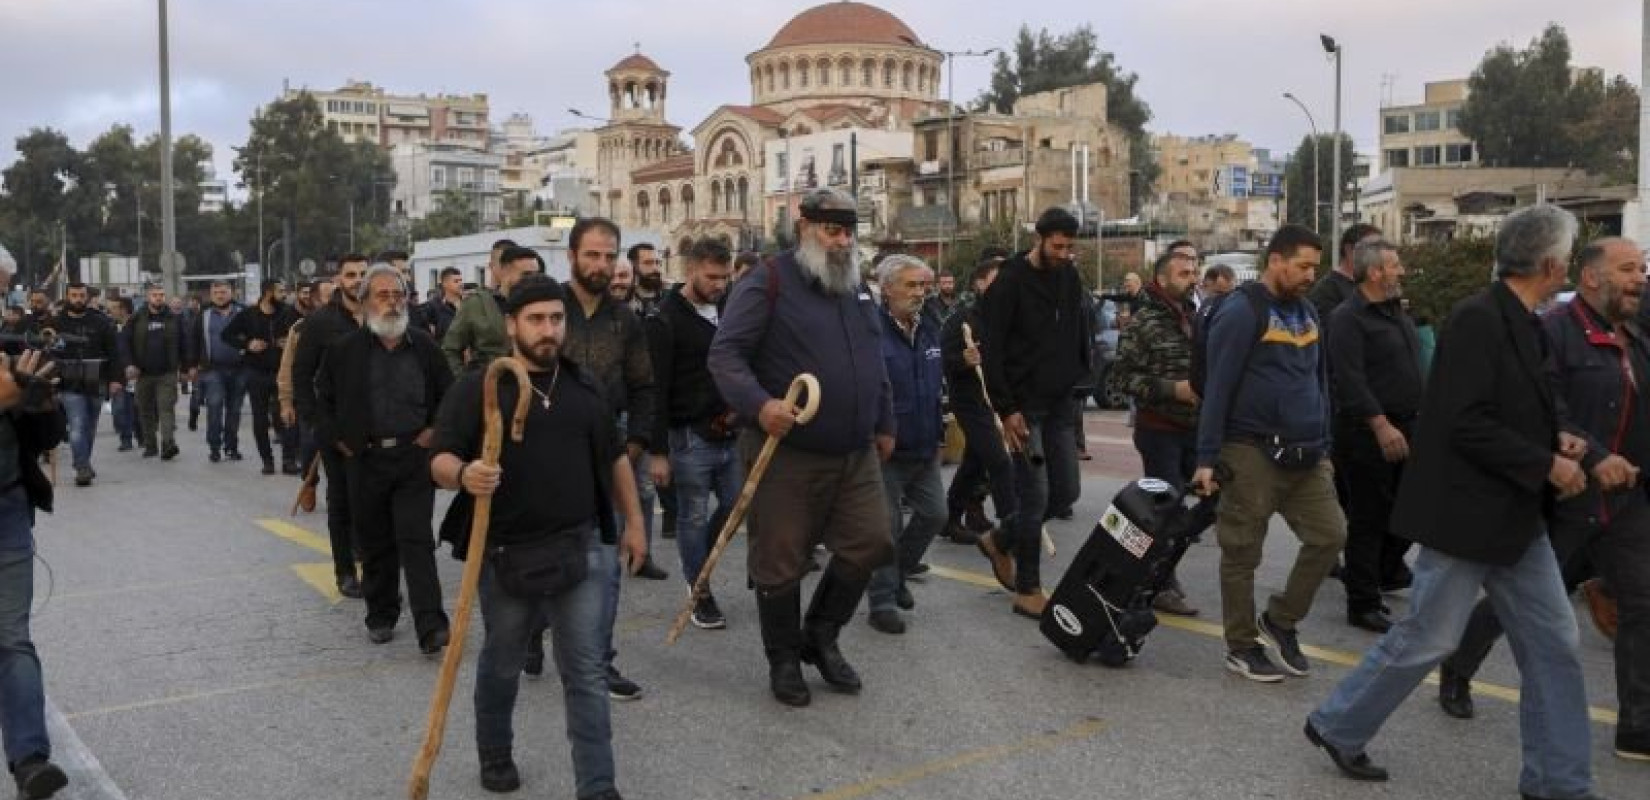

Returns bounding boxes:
[865,254,944,635]
[1191,224,1346,683]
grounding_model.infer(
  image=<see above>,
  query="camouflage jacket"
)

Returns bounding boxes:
[1106,285,1198,430]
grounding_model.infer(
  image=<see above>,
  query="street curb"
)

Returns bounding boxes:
[44,696,127,800]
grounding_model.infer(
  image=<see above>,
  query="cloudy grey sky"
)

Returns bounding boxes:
[0,0,1639,186]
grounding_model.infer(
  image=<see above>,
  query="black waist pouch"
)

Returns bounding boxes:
[488,528,589,598]
[1264,436,1325,471]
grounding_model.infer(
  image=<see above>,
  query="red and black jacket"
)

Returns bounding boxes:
[1545,297,1650,523]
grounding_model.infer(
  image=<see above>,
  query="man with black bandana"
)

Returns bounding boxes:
[709,187,895,707]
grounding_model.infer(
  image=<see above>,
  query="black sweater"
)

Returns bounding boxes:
[980,252,1091,416]
[221,302,300,374]
[646,287,732,454]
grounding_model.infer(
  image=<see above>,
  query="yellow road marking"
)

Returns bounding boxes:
[255,518,333,556]
[779,716,1106,800]
[255,518,342,604]
[62,664,376,721]
[928,563,1620,726]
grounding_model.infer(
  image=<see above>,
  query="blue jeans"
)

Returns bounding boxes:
[868,455,946,611]
[1309,537,1593,798]
[668,427,742,585]
[0,490,48,768]
[111,386,137,447]
[474,540,615,797]
[198,366,246,454]
[60,391,102,471]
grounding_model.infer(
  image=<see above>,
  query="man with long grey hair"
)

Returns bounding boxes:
[1305,206,1611,800]
[864,254,945,635]
[315,264,454,654]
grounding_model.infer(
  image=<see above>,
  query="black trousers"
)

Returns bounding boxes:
[1333,418,1414,613]
[946,396,1018,523]
[346,445,446,636]
[245,371,297,464]
[319,446,357,580]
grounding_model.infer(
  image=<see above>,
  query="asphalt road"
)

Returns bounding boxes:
[27,406,1641,800]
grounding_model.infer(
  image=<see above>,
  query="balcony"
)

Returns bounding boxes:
[972,149,1026,170]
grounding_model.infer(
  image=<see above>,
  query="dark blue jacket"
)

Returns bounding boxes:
[1195,282,1330,466]
[709,250,893,456]
[1546,297,1650,524]
[879,306,943,460]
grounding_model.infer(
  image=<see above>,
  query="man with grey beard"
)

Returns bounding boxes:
[314,264,453,654]
[709,188,895,707]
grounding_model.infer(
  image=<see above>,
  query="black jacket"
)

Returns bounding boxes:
[980,252,1091,416]
[1545,297,1650,525]
[940,300,987,408]
[1392,281,1558,566]
[119,305,195,376]
[291,297,360,427]
[7,374,65,514]
[312,327,452,457]
[47,308,119,393]
[221,302,300,374]
[646,287,732,455]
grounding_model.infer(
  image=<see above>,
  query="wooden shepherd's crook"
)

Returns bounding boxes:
[963,322,1056,558]
[408,357,533,800]
[666,373,821,645]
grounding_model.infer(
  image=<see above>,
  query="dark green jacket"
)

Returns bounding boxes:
[1107,284,1199,430]
[440,291,508,375]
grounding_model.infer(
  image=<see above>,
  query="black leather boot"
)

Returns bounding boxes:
[802,560,867,694]
[756,586,810,707]
[478,746,521,792]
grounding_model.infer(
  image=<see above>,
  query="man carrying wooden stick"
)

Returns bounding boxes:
[709,187,895,708]
[430,275,645,799]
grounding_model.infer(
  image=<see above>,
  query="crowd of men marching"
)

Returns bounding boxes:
[0,189,1640,800]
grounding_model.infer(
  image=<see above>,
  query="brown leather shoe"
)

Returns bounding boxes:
[1012,591,1048,619]
[1581,578,1618,641]
[976,530,1015,591]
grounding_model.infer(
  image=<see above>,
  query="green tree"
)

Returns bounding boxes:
[1458,24,1640,180]
[233,92,395,276]
[976,25,1158,205]
[411,190,479,240]
[1283,133,1356,235]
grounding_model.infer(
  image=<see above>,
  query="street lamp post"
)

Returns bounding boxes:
[156,0,180,296]
[1282,92,1321,232]
[569,108,615,218]
[939,47,999,271]
[1321,34,1344,272]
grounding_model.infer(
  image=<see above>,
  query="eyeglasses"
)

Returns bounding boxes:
[820,223,853,239]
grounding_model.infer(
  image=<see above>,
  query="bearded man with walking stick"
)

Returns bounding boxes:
[708,187,896,708]
[429,275,645,799]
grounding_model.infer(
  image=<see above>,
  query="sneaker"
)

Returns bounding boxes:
[1225,646,1286,683]
[690,594,726,630]
[1616,730,1650,762]
[1258,612,1310,676]
[142,445,158,458]
[867,607,906,634]
[418,627,450,657]
[634,558,669,581]
[161,442,179,460]
[117,441,133,452]
[606,665,643,701]
[261,459,276,475]
[73,467,93,488]
[336,574,363,599]
[209,450,221,463]
[1151,589,1199,617]
[478,747,521,793]
[11,755,67,799]
[225,450,243,461]
[367,626,395,645]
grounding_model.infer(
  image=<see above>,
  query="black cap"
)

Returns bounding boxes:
[504,274,566,314]
[798,188,858,227]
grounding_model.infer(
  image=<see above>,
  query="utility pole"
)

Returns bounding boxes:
[1322,34,1344,273]
[157,0,180,296]
[1639,0,1650,248]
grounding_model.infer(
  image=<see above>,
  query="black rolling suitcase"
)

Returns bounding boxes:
[1040,477,1220,666]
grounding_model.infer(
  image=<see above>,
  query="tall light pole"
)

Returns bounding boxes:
[939,47,999,270]
[1639,0,1650,248]
[569,108,615,218]
[157,0,180,295]
[1282,92,1321,233]
[1321,33,1343,272]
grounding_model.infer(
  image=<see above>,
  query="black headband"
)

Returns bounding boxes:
[505,276,565,314]
[802,208,857,227]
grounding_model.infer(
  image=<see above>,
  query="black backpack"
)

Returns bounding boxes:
[1189,281,1273,400]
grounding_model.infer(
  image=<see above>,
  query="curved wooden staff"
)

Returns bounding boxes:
[289,453,321,516]
[665,373,821,645]
[408,357,533,800]
[963,322,1056,558]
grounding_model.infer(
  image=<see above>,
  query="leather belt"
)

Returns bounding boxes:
[366,431,422,450]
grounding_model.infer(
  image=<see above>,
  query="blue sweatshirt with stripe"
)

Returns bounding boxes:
[1194,283,1330,466]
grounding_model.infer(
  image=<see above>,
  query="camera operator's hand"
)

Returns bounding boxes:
[0,350,55,412]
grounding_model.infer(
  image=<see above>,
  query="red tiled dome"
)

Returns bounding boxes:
[611,53,663,73]
[766,2,922,49]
